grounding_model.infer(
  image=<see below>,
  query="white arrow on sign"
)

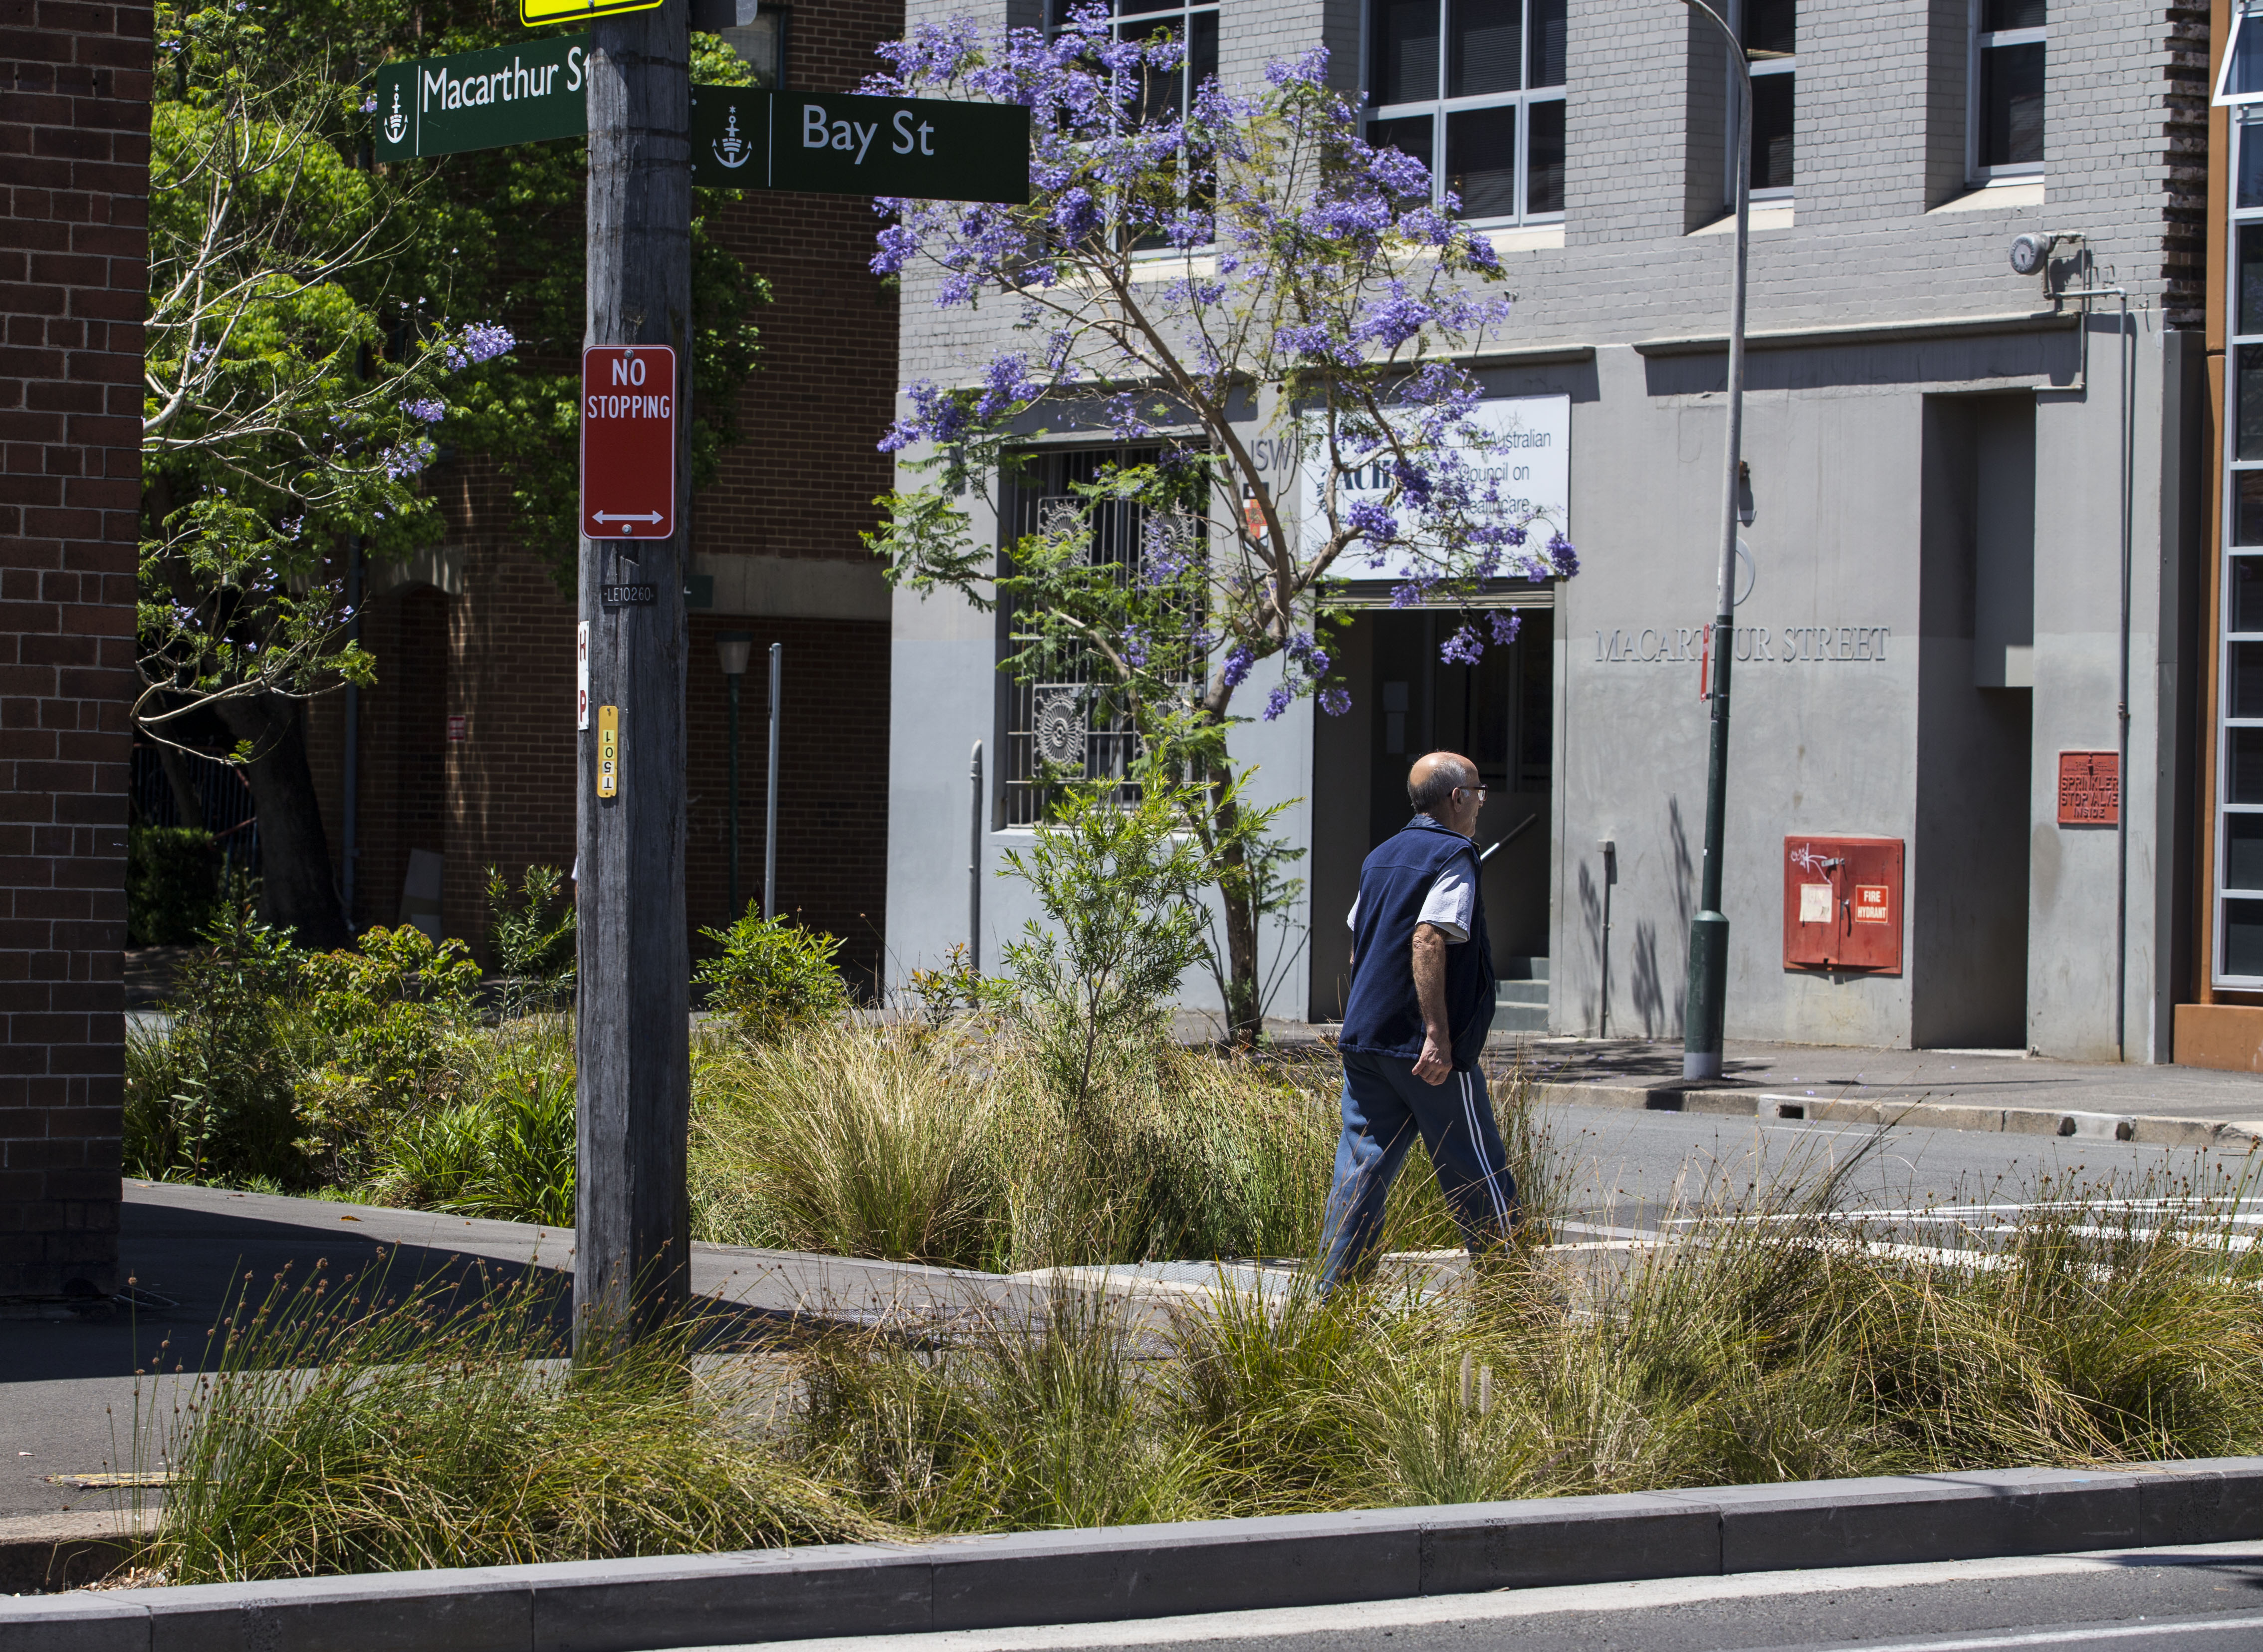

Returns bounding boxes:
[592,511,664,525]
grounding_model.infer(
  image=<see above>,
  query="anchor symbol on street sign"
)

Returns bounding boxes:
[710,104,751,170]
[384,84,408,146]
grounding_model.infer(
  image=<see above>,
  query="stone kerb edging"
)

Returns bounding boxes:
[9,1459,2262,1652]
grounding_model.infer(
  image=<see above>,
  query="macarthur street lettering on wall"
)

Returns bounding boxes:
[1593,625,1892,664]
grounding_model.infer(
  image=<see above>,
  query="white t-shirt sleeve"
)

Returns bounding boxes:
[1348,867,1475,941]
[1417,864,1474,942]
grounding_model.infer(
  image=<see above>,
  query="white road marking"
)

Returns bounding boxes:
[696,1542,2263,1652]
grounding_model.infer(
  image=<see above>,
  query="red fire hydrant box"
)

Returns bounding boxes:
[1782,835,1904,974]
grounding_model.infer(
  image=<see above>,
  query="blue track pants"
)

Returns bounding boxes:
[1320,1049,1519,1290]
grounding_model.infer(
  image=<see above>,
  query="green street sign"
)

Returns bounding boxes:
[690,87,1029,203]
[372,34,591,161]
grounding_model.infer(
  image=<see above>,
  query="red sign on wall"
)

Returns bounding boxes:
[580,345,676,541]
[1783,836,1904,974]
[2056,751,2119,826]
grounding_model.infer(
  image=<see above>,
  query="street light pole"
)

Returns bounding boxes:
[1680,0,1750,1082]
[763,640,781,921]
[716,631,751,918]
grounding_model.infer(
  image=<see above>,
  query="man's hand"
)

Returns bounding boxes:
[1411,923,1453,1086]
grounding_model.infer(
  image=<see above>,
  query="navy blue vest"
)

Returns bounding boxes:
[1340,816,1496,1071]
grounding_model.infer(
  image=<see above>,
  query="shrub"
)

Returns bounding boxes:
[998,784,1210,1112]
[485,863,575,1017]
[126,898,319,1186]
[694,911,849,1043]
[126,824,220,945]
[302,925,481,1112]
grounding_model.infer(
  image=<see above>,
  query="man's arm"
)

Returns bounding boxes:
[1411,922,1453,1085]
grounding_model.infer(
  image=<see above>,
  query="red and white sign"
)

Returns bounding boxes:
[447,714,467,742]
[576,620,590,730]
[580,345,676,540]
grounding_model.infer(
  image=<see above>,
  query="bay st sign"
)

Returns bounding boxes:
[689,88,1029,201]
[372,44,1030,206]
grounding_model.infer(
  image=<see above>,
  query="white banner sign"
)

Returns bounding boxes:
[1295,394,1571,585]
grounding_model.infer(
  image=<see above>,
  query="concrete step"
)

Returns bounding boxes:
[1493,1001,1549,1033]
[1499,955,1549,982]
[1497,981,1548,1008]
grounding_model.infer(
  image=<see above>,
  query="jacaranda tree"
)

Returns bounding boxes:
[864,8,1576,1038]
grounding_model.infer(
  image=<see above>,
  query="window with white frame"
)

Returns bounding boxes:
[1364,0,1567,224]
[2217,109,2263,985]
[1049,0,1218,123]
[1731,0,1793,199]
[1970,0,2044,180]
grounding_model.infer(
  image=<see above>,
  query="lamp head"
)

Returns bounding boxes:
[716,630,753,677]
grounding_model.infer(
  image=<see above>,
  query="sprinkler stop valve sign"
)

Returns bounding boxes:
[581,346,675,541]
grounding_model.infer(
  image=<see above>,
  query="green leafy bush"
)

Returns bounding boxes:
[694,911,849,1043]
[126,824,220,945]
[485,863,575,1016]
[999,784,1210,1112]
[302,925,481,1113]
[126,899,318,1185]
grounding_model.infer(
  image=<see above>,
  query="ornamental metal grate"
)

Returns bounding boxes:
[999,445,1205,826]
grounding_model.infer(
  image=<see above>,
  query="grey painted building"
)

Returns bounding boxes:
[884,0,2209,1062]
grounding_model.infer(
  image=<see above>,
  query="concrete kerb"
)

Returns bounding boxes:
[8,1459,2262,1652]
[1528,1078,2263,1152]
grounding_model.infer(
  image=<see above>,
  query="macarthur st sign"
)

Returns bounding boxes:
[372,35,593,161]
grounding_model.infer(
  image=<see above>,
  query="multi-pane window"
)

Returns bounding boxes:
[1048,0,1218,122]
[2218,111,2263,983]
[1365,0,1567,223]
[1732,0,1794,198]
[1971,0,2045,178]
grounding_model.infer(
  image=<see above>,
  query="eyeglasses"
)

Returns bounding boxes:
[1455,785,1489,802]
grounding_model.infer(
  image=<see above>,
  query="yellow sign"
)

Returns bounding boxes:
[521,0,662,25]
[597,704,620,798]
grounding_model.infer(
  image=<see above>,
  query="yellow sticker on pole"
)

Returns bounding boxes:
[521,0,662,25]
[597,704,620,798]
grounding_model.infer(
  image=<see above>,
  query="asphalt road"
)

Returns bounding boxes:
[1537,1099,2254,1232]
[732,1543,2263,1652]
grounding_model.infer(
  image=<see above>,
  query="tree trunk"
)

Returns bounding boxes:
[1207,759,1263,1046]
[574,1,693,1359]
[213,691,349,952]
[157,739,206,830]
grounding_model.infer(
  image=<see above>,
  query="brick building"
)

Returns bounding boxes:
[0,2,149,1297]
[309,0,903,991]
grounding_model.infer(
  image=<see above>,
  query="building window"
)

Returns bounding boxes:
[2218,110,2263,984]
[998,447,1205,828]
[1364,0,1567,223]
[1049,0,1218,122]
[1730,0,1794,199]
[1970,0,2044,179]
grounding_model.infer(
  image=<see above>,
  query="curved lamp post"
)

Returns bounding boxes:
[1680,0,1750,1081]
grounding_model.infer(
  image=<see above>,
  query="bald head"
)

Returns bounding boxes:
[1407,751,1478,816]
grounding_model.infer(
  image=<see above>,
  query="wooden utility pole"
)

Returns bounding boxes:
[575,0,692,1357]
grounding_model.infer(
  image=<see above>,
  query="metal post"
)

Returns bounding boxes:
[725,671,741,918]
[1598,839,1615,1038]
[574,0,692,1360]
[969,741,983,972]
[763,640,781,921]
[1681,0,1750,1082]
[340,536,361,932]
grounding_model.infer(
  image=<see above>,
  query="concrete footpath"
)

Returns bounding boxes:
[1502,1038,2263,1149]
[6,1460,2261,1651]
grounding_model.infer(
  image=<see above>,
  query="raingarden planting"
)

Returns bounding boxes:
[120,825,2263,1587]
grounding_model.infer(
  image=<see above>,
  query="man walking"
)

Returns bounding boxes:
[1322,750,1518,1289]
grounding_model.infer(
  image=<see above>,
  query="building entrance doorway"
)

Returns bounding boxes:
[1309,607,1555,1029]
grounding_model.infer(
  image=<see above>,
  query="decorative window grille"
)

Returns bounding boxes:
[2219,110,2263,984]
[999,446,1206,827]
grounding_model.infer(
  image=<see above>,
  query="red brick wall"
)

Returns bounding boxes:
[0,1,150,1297]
